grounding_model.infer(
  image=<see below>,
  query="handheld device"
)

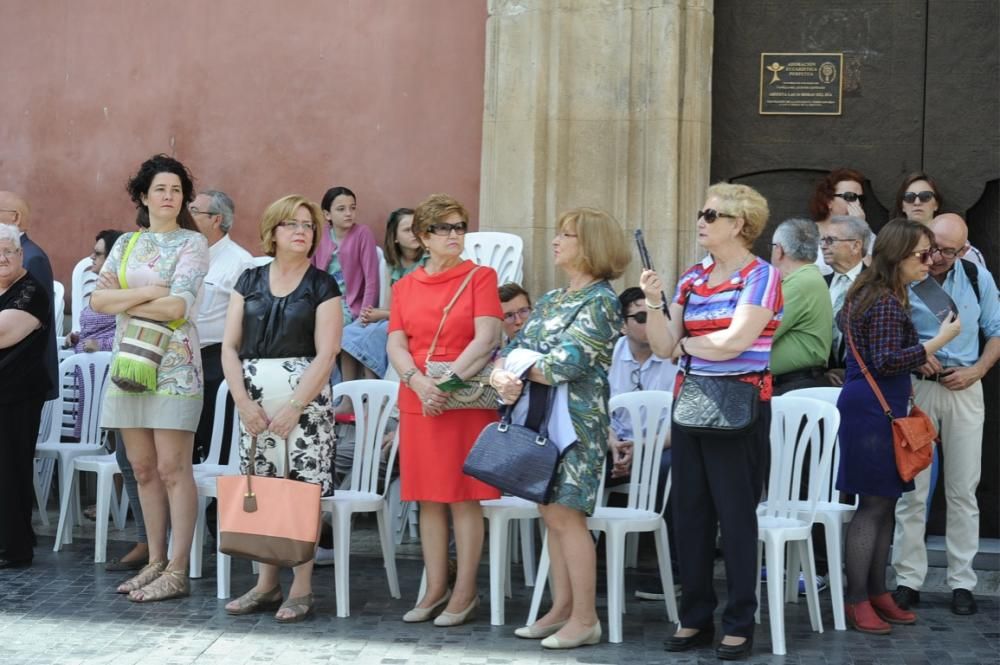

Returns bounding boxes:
[634,229,670,320]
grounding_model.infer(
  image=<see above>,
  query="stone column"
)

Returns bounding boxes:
[479,0,714,296]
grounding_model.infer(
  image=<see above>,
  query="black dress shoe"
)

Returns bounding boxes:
[0,557,32,570]
[664,627,714,652]
[893,585,920,610]
[716,634,753,661]
[952,588,978,615]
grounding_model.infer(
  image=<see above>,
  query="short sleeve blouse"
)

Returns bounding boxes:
[0,272,52,402]
[235,264,341,359]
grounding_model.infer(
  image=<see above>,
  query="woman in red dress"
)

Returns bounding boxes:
[388,194,502,626]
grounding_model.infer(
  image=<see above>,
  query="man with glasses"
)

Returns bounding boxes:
[893,213,1000,617]
[190,190,253,463]
[0,191,58,402]
[498,282,532,341]
[606,286,678,600]
[821,215,871,386]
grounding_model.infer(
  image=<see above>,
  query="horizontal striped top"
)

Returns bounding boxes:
[674,255,783,375]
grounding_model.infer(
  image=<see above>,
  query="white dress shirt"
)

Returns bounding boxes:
[197,235,253,346]
[607,336,678,441]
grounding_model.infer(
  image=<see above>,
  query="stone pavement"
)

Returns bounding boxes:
[1,516,997,665]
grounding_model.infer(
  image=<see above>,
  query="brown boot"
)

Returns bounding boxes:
[845,600,891,635]
[870,592,917,624]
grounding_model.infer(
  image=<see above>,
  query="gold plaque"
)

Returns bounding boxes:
[759,53,844,116]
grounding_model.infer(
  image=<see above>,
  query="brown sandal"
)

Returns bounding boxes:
[116,561,166,594]
[128,568,190,603]
[226,586,284,615]
[275,593,314,623]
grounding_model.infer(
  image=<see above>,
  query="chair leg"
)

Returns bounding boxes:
[53,469,77,552]
[653,523,679,623]
[764,537,787,656]
[526,534,550,625]
[33,462,50,527]
[376,504,401,598]
[189,495,206,579]
[332,506,353,618]
[826,519,846,631]
[519,518,536,588]
[57,456,77,544]
[800,538,823,634]
[786,541,800,604]
[504,521,513,599]
[605,528,626,644]
[216,517,231,600]
[93,469,113,563]
[488,515,507,626]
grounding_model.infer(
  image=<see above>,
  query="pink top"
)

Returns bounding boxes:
[311,223,380,318]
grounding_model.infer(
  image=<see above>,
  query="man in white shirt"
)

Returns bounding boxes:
[190,190,253,463]
[822,215,871,386]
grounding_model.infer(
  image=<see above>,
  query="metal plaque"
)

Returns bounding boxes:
[759,53,844,116]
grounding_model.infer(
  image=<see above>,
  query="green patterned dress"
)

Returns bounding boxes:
[500,281,621,514]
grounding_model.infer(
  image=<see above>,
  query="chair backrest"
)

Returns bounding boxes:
[53,280,65,337]
[460,232,524,285]
[201,379,241,468]
[783,387,844,504]
[376,246,391,308]
[251,255,273,267]
[607,390,672,514]
[332,379,399,495]
[70,257,95,332]
[52,352,113,445]
[763,395,840,524]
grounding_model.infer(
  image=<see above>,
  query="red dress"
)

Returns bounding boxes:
[388,260,503,503]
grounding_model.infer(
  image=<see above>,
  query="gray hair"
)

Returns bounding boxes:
[201,190,235,233]
[0,223,21,248]
[772,217,819,262]
[828,215,873,257]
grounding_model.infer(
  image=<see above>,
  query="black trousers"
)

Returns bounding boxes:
[672,402,770,638]
[0,398,45,561]
[195,343,236,465]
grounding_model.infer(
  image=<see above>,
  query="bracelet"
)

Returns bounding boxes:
[289,398,305,411]
[645,298,664,311]
[401,368,418,386]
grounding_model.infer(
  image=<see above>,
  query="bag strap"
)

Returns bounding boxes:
[244,432,294,501]
[844,301,895,421]
[425,265,482,366]
[117,232,142,289]
[499,378,557,440]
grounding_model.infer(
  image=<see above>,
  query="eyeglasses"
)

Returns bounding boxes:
[0,248,21,259]
[834,192,865,204]
[189,207,220,217]
[0,209,19,215]
[819,236,859,247]
[630,367,643,390]
[910,249,934,263]
[624,312,648,324]
[277,220,316,232]
[902,190,936,204]
[502,306,532,323]
[91,250,107,259]
[427,222,468,236]
[697,209,738,224]
[931,245,967,260]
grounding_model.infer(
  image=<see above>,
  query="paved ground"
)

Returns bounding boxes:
[1,515,997,665]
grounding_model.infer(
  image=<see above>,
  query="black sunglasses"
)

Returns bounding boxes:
[624,312,648,324]
[697,209,737,224]
[834,192,865,204]
[427,221,469,236]
[902,190,936,204]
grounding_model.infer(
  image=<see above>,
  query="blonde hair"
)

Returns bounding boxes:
[705,182,769,247]
[412,193,469,244]
[260,195,323,257]
[558,207,631,280]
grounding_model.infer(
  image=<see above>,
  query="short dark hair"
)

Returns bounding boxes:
[807,168,866,222]
[618,286,645,317]
[382,207,416,267]
[125,154,197,231]
[321,186,357,213]
[498,282,530,305]
[892,171,942,219]
[95,229,124,254]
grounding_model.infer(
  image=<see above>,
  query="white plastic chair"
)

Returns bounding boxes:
[54,450,129,563]
[40,353,113,546]
[52,280,65,337]
[376,246,391,308]
[526,390,678,643]
[320,380,402,617]
[461,232,524,285]
[70,256,94,332]
[783,386,851,631]
[481,496,541,625]
[755,395,839,655]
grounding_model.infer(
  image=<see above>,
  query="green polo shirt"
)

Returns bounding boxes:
[771,263,833,375]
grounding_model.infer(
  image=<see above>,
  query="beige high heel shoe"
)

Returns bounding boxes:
[402,589,452,623]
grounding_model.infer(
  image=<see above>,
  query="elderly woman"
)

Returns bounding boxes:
[835,219,960,634]
[91,154,209,602]
[493,208,630,649]
[388,193,502,627]
[807,168,871,275]
[0,223,52,569]
[640,183,782,660]
[221,195,342,622]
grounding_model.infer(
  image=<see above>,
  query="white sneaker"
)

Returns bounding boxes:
[797,573,828,595]
[314,546,335,567]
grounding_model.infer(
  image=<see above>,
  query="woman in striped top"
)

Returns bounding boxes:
[640,183,782,660]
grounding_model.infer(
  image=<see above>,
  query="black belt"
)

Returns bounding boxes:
[773,366,825,385]
[912,368,959,383]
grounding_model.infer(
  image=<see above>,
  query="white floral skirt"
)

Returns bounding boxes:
[238,357,335,496]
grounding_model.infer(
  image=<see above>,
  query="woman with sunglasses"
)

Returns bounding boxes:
[891,172,988,267]
[640,183,782,660]
[388,194,503,627]
[808,168,872,275]
[834,219,960,634]
[221,195,342,622]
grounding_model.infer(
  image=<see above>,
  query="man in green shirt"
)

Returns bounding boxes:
[769,218,833,394]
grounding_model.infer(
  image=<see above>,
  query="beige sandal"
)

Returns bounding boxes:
[275,593,314,623]
[128,568,190,603]
[116,561,166,594]
[226,586,284,615]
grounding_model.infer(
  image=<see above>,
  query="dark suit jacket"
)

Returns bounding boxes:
[825,263,866,369]
[21,234,59,400]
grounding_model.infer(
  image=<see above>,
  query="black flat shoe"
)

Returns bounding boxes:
[104,557,148,572]
[0,557,32,570]
[716,634,753,661]
[952,589,978,615]
[893,585,920,610]
[664,627,714,652]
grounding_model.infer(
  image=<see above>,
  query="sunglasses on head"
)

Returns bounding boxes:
[427,221,469,236]
[697,209,737,224]
[902,190,936,204]
[624,312,648,324]
[834,192,865,204]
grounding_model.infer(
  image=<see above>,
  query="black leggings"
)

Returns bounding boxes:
[844,494,897,603]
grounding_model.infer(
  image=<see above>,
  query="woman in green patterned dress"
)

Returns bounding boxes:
[492,208,630,649]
